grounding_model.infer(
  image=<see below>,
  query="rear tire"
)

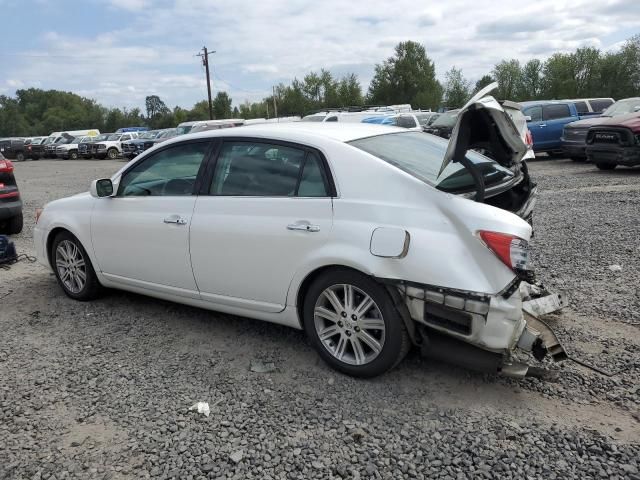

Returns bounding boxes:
[303,268,410,378]
[596,162,616,170]
[15,152,25,162]
[2,213,23,235]
[51,231,102,301]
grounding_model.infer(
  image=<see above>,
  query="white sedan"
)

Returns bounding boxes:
[34,87,560,377]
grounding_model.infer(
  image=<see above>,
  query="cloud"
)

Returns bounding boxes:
[2,0,637,110]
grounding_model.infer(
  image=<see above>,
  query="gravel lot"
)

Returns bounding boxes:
[1,158,639,479]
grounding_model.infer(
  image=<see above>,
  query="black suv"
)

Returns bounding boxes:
[0,153,23,234]
[0,138,26,162]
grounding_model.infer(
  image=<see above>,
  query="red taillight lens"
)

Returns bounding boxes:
[525,129,533,147]
[479,231,531,272]
[0,159,14,173]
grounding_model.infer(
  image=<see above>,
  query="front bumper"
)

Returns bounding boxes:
[586,145,640,166]
[562,142,587,158]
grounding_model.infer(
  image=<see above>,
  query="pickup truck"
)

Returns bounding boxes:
[521,101,581,156]
[585,112,640,170]
[562,97,640,161]
[0,138,26,161]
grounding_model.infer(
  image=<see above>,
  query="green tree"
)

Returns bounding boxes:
[474,74,494,93]
[337,74,364,107]
[541,53,576,99]
[212,91,232,119]
[368,41,441,109]
[145,95,170,126]
[492,60,522,100]
[519,59,543,100]
[443,67,470,108]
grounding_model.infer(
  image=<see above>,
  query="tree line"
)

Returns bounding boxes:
[1,34,638,137]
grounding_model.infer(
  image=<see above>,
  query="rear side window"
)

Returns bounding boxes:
[589,99,614,113]
[524,106,542,122]
[574,101,589,114]
[543,104,571,120]
[325,116,338,122]
[210,141,328,197]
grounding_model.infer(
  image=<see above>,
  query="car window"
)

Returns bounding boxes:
[397,115,418,128]
[524,106,542,122]
[325,116,338,122]
[118,142,210,197]
[589,99,614,113]
[349,132,513,193]
[574,101,589,114]
[210,141,328,197]
[543,104,571,120]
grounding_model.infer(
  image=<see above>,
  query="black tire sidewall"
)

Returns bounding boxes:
[107,149,117,159]
[51,232,100,301]
[303,269,406,378]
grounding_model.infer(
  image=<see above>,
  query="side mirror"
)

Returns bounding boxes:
[524,115,532,122]
[90,179,114,198]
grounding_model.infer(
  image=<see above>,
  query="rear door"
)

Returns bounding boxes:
[189,139,334,312]
[539,104,574,149]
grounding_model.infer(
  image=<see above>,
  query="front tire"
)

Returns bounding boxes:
[51,231,102,301]
[69,150,78,160]
[596,162,616,170]
[303,269,409,377]
[107,148,118,159]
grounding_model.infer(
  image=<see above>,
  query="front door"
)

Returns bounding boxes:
[190,139,334,312]
[91,140,212,297]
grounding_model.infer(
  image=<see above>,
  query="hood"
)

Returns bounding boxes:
[439,82,526,177]
[565,116,608,129]
[589,112,640,132]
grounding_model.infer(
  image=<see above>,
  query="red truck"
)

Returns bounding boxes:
[586,112,640,170]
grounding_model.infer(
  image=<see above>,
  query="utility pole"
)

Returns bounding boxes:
[272,86,278,119]
[197,46,215,119]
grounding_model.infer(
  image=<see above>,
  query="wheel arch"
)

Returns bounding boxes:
[294,263,419,345]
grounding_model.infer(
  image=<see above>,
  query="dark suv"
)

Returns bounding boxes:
[0,138,26,162]
[0,153,23,234]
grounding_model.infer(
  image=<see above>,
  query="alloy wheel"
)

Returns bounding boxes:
[55,240,87,294]
[314,284,386,366]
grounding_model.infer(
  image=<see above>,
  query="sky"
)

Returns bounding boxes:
[0,0,638,111]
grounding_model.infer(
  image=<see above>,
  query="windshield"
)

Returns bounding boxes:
[176,125,193,135]
[43,137,56,145]
[430,111,459,128]
[107,134,122,141]
[603,99,640,117]
[140,131,158,139]
[301,115,326,122]
[54,137,67,144]
[348,132,513,193]
[94,134,110,141]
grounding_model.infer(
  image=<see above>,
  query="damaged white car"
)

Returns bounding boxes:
[34,84,567,378]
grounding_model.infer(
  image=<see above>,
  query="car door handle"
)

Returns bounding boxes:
[163,215,188,225]
[287,222,320,232]
[539,123,547,127]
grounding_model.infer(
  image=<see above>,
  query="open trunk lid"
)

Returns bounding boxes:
[439,83,527,177]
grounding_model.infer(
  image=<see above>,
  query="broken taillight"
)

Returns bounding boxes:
[525,129,533,148]
[478,231,532,278]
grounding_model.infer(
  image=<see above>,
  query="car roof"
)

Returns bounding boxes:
[178,122,403,144]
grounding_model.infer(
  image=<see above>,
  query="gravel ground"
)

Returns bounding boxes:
[1,157,638,479]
